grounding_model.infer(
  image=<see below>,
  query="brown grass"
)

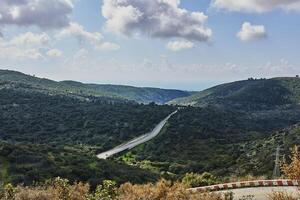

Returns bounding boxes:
[118,179,228,200]
[281,146,300,180]
[267,191,298,200]
[1,179,231,200]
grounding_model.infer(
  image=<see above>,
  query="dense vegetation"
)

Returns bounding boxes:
[0,84,175,185]
[0,141,157,186]
[169,77,300,110]
[0,89,174,151]
[1,147,300,200]
[119,105,300,179]
[2,70,300,190]
[0,70,191,104]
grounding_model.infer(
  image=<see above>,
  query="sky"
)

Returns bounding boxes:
[0,0,300,90]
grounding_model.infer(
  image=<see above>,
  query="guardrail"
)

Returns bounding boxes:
[189,180,300,192]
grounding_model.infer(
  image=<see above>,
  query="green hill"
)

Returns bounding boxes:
[169,77,300,110]
[117,78,300,179]
[0,84,174,185]
[0,70,191,104]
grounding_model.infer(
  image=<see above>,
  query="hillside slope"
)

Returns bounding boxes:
[119,78,300,179]
[0,70,191,104]
[0,85,174,185]
[169,77,300,110]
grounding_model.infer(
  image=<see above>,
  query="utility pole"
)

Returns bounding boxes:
[272,146,281,179]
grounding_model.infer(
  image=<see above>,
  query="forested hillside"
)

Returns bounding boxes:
[169,77,300,110]
[0,70,191,104]
[119,78,300,179]
[0,85,174,185]
[2,73,300,187]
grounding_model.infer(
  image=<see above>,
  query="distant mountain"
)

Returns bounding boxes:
[0,69,192,104]
[169,77,300,110]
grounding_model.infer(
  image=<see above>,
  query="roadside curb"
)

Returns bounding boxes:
[189,180,300,192]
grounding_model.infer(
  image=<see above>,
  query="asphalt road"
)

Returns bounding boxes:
[97,110,177,159]
[219,187,299,200]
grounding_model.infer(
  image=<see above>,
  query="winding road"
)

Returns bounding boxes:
[97,110,177,159]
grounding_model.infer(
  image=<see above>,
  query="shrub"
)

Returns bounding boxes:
[182,172,218,188]
[281,146,300,180]
[1,184,17,200]
[88,180,118,200]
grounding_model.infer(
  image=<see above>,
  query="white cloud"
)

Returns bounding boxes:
[57,22,103,44]
[0,43,43,60]
[0,32,48,60]
[9,32,50,46]
[259,59,296,74]
[102,0,212,42]
[237,22,267,42]
[0,0,73,29]
[211,0,300,13]
[95,42,120,51]
[166,41,194,51]
[47,49,63,58]
[58,22,120,51]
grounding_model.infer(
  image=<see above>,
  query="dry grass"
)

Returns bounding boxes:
[267,191,298,200]
[227,175,267,183]
[1,179,231,200]
[282,146,300,180]
[118,179,229,200]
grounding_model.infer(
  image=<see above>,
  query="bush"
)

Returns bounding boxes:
[281,146,300,180]
[182,172,218,188]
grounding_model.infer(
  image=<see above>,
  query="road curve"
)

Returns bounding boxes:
[189,179,300,200]
[97,110,178,159]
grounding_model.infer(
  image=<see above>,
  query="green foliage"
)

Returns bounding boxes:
[0,72,176,186]
[1,184,16,200]
[0,141,158,187]
[0,89,174,150]
[88,180,118,200]
[53,177,71,200]
[122,106,300,178]
[182,172,218,187]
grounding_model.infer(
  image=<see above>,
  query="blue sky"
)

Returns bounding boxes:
[0,0,299,90]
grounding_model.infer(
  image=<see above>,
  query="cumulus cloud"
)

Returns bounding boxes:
[9,32,50,46]
[0,32,49,60]
[211,0,300,13]
[0,42,43,60]
[57,22,103,44]
[47,49,63,58]
[166,41,194,51]
[0,0,73,30]
[237,22,267,42]
[57,22,120,51]
[102,0,212,42]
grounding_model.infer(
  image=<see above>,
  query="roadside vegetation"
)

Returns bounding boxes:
[267,146,300,200]
[4,145,300,200]
[0,178,234,200]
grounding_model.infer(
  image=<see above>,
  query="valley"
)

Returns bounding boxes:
[1,70,300,195]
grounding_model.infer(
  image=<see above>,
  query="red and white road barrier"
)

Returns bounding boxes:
[189,180,300,192]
